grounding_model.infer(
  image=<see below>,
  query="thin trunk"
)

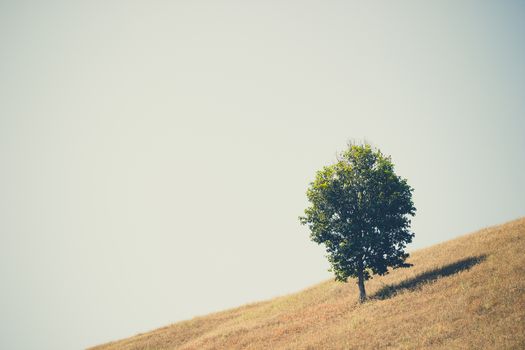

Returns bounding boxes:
[357,260,366,303]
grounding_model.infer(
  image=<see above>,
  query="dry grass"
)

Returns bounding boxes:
[89,218,525,349]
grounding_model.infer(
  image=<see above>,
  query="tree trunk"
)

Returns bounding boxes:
[357,265,366,303]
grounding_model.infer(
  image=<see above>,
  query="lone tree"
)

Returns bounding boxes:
[300,143,416,302]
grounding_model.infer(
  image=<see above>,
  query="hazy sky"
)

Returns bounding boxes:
[1,1,524,349]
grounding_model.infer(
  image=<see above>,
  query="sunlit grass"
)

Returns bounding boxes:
[90,217,525,349]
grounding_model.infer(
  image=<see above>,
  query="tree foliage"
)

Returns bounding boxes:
[299,143,416,302]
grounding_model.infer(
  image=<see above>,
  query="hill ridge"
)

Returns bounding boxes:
[90,217,525,349]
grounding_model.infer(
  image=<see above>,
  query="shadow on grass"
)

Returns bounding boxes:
[372,254,487,300]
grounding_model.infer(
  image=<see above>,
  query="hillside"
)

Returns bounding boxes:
[90,218,525,349]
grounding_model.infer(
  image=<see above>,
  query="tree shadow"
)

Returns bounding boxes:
[372,254,487,300]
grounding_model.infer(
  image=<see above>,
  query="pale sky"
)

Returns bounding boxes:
[1,1,524,349]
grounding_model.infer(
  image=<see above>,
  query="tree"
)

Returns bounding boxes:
[299,143,416,303]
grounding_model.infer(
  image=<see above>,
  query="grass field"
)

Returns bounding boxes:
[90,217,525,349]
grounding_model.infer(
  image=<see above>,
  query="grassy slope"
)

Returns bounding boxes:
[90,218,525,349]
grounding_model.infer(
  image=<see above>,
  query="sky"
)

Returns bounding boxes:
[1,1,524,349]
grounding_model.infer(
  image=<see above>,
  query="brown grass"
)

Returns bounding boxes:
[89,217,525,349]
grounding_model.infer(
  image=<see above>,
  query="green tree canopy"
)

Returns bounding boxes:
[300,143,416,302]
